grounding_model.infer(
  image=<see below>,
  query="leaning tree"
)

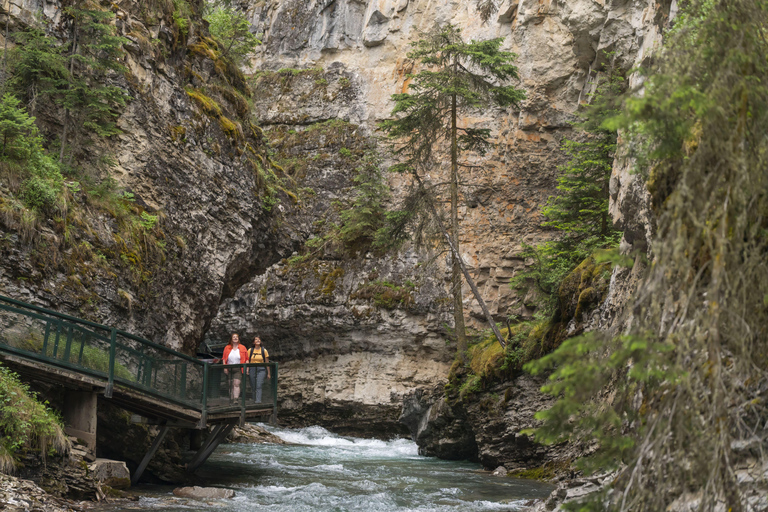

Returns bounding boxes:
[380,23,525,356]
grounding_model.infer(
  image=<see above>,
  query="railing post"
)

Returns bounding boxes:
[200,362,208,428]
[53,318,62,358]
[270,362,278,425]
[62,325,74,362]
[180,362,187,399]
[105,328,117,398]
[42,321,51,356]
[239,364,246,427]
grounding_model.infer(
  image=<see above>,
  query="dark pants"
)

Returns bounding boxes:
[249,367,267,402]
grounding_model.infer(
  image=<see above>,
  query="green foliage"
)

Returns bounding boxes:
[0,94,64,210]
[0,364,67,472]
[138,211,158,230]
[336,152,391,254]
[352,279,415,309]
[0,93,38,159]
[9,15,128,147]
[525,332,677,473]
[204,4,261,65]
[380,23,525,172]
[527,1,768,509]
[447,322,547,401]
[8,28,68,105]
[549,88,619,225]
[513,68,623,317]
[500,320,550,372]
[173,0,192,36]
[20,151,64,210]
[60,5,130,148]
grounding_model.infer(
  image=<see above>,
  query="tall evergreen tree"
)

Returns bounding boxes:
[513,69,623,315]
[381,24,525,356]
[59,3,128,162]
[8,28,68,109]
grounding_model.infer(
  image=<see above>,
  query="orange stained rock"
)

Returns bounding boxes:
[516,130,541,142]
[401,77,412,94]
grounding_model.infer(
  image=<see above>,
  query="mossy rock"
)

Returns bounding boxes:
[556,255,611,326]
[508,459,573,481]
[185,87,222,117]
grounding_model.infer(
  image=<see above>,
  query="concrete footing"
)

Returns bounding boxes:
[63,390,97,457]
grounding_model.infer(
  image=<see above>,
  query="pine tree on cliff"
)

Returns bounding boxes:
[380,24,525,356]
[58,3,128,163]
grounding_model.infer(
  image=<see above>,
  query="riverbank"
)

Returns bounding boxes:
[1,424,562,511]
[0,473,92,512]
[95,425,555,511]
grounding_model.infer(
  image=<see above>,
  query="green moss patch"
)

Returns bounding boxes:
[508,460,573,481]
[351,280,415,310]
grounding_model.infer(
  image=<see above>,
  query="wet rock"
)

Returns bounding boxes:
[228,423,288,444]
[492,466,508,476]
[88,459,131,490]
[173,486,236,500]
[16,438,104,502]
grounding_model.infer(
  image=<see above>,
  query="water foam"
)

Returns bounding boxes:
[265,424,419,457]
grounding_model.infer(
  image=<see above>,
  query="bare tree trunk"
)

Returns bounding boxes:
[450,87,468,358]
[414,171,506,349]
[2,6,9,91]
[60,23,77,163]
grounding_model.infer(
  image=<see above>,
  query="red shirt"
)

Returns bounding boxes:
[222,343,249,373]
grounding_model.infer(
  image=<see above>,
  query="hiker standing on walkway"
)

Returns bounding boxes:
[248,336,270,403]
[222,333,248,401]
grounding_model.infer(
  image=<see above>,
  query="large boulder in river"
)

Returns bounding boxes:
[227,423,288,444]
[173,486,236,500]
[88,459,131,490]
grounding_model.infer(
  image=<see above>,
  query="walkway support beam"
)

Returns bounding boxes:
[131,424,170,486]
[186,422,236,473]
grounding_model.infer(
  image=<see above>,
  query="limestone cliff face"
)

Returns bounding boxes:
[0,0,666,470]
[210,0,668,453]
[0,0,298,354]
[238,0,668,326]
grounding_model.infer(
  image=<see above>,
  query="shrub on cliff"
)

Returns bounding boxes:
[0,93,64,211]
[527,0,768,509]
[204,1,261,66]
[513,67,623,318]
[0,364,68,473]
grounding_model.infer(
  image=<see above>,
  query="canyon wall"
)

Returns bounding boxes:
[0,0,299,354]
[210,0,667,447]
[0,0,666,471]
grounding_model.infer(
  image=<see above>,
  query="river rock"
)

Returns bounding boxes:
[228,423,288,444]
[492,466,508,476]
[0,473,78,512]
[88,458,131,490]
[173,486,236,500]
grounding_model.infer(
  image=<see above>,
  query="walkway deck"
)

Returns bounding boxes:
[0,295,277,428]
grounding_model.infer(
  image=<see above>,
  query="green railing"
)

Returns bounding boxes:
[0,295,277,423]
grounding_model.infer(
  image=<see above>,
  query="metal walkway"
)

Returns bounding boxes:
[0,294,278,481]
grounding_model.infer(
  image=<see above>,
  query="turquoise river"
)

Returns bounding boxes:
[104,425,555,512]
